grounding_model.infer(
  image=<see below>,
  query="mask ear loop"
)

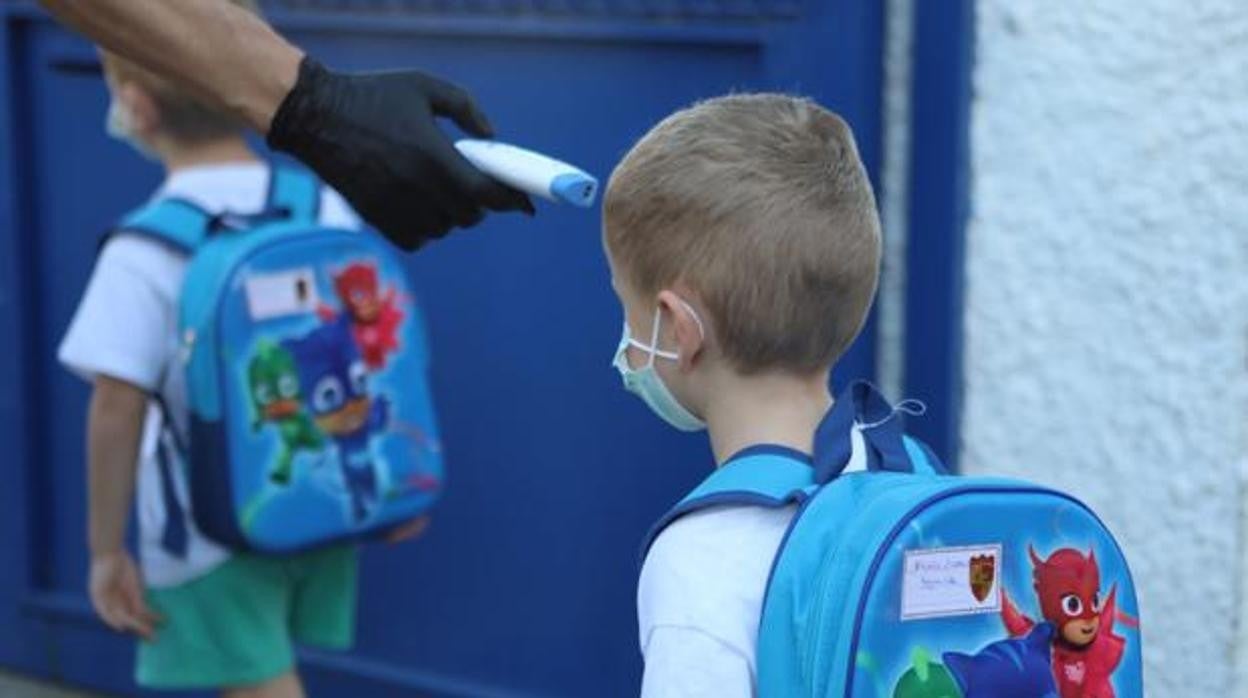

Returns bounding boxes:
[645,306,664,368]
[620,308,667,369]
[626,299,706,366]
[678,299,706,343]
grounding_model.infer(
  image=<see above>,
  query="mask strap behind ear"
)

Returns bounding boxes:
[645,306,664,367]
[677,299,706,342]
[628,299,704,365]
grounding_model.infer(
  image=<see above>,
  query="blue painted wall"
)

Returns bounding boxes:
[0,2,885,695]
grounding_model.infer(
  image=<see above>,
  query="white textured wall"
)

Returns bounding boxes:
[963,2,1248,696]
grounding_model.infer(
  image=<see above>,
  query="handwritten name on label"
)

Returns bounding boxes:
[901,544,1002,621]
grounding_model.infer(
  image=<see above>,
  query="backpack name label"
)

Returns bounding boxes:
[244,267,320,321]
[900,544,1001,621]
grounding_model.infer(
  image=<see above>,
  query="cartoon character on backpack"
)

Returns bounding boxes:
[247,340,325,485]
[283,315,391,523]
[892,625,1058,698]
[891,647,962,698]
[318,260,404,371]
[1001,546,1134,698]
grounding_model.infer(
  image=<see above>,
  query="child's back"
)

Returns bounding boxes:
[63,162,358,585]
[58,9,369,694]
[600,94,882,696]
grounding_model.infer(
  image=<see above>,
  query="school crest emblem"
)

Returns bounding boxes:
[969,553,996,602]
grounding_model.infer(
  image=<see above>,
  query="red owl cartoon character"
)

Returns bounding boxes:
[319,261,404,370]
[1001,546,1135,698]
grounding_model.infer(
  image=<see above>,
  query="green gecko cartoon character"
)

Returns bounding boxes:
[892,647,961,698]
[248,339,324,484]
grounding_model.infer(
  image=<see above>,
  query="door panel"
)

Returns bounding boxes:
[0,3,881,695]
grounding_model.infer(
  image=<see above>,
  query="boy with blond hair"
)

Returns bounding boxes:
[57,2,422,694]
[603,94,881,696]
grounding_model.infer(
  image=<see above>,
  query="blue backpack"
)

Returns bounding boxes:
[115,166,443,554]
[644,382,1142,698]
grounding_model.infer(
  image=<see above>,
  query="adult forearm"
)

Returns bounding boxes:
[86,380,146,555]
[39,0,301,132]
[41,0,534,248]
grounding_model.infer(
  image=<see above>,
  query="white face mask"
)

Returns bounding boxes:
[106,96,157,160]
[612,301,706,432]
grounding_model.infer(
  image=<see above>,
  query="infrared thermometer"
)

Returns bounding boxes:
[455,139,598,208]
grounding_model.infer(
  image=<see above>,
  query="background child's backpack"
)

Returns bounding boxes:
[116,166,443,553]
[645,381,1142,698]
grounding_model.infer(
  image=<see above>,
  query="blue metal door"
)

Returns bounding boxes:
[0,2,883,695]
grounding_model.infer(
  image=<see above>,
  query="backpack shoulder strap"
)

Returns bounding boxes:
[107,197,215,255]
[100,198,207,556]
[641,447,816,562]
[266,165,320,221]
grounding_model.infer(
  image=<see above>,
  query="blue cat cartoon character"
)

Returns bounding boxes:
[942,623,1059,698]
[283,316,390,523]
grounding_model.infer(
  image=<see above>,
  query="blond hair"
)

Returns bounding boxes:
[100,0,261,144]
[604,93,881,375]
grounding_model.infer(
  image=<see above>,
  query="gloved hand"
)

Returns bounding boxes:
[267,57,534,250]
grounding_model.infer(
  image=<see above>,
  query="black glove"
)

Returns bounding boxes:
[267,57,534,250]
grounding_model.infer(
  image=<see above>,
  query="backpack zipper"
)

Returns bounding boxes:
[798,477,939,689]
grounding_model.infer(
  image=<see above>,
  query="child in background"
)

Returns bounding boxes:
[58,1,422,694]
[602,94,882,696]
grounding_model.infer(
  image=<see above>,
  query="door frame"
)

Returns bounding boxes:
[0,1,968,693]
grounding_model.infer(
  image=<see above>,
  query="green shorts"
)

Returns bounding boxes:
[137,545,357,690]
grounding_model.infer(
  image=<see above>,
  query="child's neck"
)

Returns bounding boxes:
[161,136,260,173]
[702,369,832,466]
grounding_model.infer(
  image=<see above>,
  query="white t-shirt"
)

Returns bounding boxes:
[638,503,795,698]
[58,162,360,588]
[638,438,870,697]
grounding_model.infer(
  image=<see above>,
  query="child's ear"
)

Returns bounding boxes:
[657,289,706,373]
[118,82,160,138]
